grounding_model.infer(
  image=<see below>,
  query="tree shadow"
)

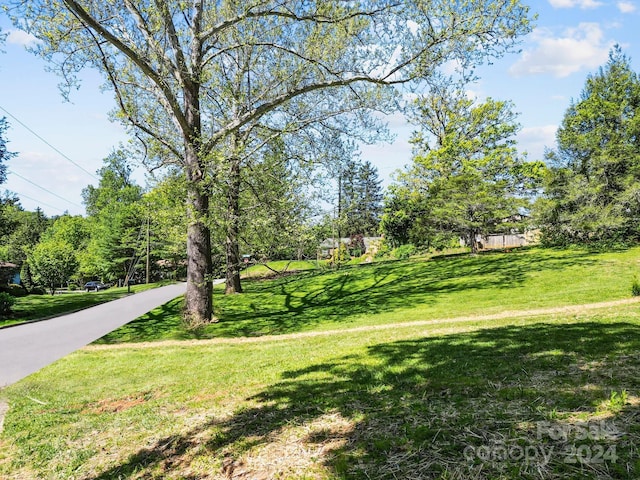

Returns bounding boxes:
[95,249,603,341]
[96,298,209,344]
[211,249,598,336]
[88,320,640,479]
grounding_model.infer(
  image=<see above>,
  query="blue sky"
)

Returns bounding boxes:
[1,0,640,216]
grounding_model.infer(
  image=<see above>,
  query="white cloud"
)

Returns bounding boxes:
[518,125,558,160]
[7,29,40,47]
[548,0,603,8]
[509,23,613,78]
[617,1,637,13]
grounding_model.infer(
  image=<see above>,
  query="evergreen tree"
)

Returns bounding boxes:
[356,161,384,236]
[538,46,640,245]
[338,160,383,237]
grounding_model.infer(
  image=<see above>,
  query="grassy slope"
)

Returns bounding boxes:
[99,246,640,343]
[2,247,640,479]
[241,259,322,279]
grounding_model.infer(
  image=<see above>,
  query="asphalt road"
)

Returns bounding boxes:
[0,282,187,388]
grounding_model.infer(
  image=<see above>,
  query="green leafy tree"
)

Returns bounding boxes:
[0,118,17,240]
[397,89,542,252]
[40,214,90,285]
[0,206,50,266]
[7,0,532,324]
[537,46,640,245]
[19,261,33,291]
[41,215,90,248]
[0,192,20,241]
[144,171,189,281]
[81,152,144,282]
[29,239,78,295]
[381,185,434,248]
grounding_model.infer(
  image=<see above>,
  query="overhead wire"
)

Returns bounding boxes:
[6,190,66,214]
[8,170,84,208]
[0,104,99,180]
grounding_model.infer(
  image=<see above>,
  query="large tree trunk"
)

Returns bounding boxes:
[225,152,242,294]
[182,55,214,324]
[185,177,214,324]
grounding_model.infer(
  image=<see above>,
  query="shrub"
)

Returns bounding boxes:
[0,292,16,317]
[331,243,350,265]
[392,244,416,260]
[632,276,640,297]
[0,284,27,297]
[373,238,391,259]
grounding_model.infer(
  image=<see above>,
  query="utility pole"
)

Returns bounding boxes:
[146,214,150,284]
[337,172,342,246]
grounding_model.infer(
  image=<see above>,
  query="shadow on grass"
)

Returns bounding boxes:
[210,248,597,336]
[89,321,640,479]
[96,249,601,342]
[97,298,209,344]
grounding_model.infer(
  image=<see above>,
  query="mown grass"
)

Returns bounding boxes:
[1,305,640,479]
[0,281,175,329]
[241,259,323,279]
[3,247,640,479]
[98,246,640,343]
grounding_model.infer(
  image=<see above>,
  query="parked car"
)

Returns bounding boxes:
[84,281,107,292]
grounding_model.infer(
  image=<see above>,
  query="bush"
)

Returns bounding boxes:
[373,238,391,259]
[0,292,16,317]
[392,244,416,260]
[632,276,640,297]
[331,243,350,265]
[0,284,27,297]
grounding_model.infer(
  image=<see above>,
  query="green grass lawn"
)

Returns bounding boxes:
[2,247,640,479]
[2,307,639,479]
[241,259,324,279]
[98,246,640,343]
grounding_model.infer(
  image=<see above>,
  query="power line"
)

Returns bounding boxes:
[8,170,84,208]
[0,105,99,180]
[7,190,66,214]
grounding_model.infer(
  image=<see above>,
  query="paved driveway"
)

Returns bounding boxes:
[0,282,187,388]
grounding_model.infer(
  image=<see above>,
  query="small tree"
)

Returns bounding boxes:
[20,260,34,291]
[30,240,78,295]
